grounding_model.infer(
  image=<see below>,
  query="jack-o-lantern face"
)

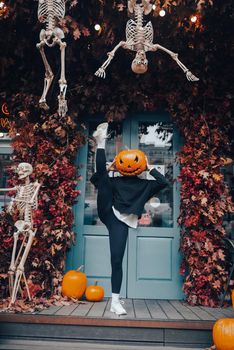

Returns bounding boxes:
[115,149,147,176]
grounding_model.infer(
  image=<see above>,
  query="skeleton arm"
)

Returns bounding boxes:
[30,182,41,207]
[148,43,199,82]
[95,41,129,79]
[0,187,18,192]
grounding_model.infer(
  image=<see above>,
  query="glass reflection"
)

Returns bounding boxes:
[84,122,123,225]
[0,154,12,210]
[84,121,174,228]
[138,122,173,227]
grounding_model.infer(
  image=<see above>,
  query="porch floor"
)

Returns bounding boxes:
[37,298,234,321]
[1,299,234,348]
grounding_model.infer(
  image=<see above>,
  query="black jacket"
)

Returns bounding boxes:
[90,168,170,218]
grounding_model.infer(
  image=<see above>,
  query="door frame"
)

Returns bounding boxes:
[66,111,183,298]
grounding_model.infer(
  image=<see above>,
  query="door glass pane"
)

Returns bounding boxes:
[84,122,123,225]
[137,122,173,227]
[0,154,12,210]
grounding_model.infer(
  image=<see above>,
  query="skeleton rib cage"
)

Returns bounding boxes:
[126,4,154,52]
[8,183,38,223]
[38,0,65,31]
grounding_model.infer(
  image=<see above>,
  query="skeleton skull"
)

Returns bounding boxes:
[131,50,148,74]
[16,163,33,179]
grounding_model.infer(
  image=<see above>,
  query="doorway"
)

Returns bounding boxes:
[67,112,184,299]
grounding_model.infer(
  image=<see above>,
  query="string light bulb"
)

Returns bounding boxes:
[190,15,198,23]
[159,9,166,17]
[0,0,9,18]
[94,24,101,31]
[152,4,156,10]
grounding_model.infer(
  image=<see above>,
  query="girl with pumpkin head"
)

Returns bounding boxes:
[90,122,169,315]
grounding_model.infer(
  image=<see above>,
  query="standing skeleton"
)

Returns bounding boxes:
[95,0,199,81]
[37,0,68,117]
[0,163,40,305]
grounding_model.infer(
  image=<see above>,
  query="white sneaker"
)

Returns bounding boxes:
[93,122,108,142]
[110,300,127,315]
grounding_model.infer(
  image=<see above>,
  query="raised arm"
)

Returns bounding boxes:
[148,43,199,82]
[95,41,128,79]
[0,187,18,192]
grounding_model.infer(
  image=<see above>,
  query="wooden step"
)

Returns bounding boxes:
[0,299,233,348]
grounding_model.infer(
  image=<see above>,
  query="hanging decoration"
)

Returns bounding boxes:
[0,163,41,306]
[37,0,68,117]
[95,0,199,80]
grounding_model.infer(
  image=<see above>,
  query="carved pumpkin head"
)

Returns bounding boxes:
[115,149,147,176]
[131,50,148,74]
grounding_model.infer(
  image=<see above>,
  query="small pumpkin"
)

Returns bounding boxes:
[115,149,147,176]
[213,318,234,350]
[61,266,87,299]
[85,281,105,302]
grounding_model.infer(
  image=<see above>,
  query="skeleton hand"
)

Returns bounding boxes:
[186,71,199,82]
[95,67,106,79]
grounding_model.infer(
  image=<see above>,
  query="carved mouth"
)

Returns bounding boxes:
[120,167,142,176]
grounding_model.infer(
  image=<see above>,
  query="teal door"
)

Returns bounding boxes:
[67,112,184,299]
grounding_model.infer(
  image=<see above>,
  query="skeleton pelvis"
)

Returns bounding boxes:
[39,27,65,46]
[15,220,30,232]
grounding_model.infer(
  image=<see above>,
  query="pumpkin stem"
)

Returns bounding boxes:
[94,281,98,286]
[76,265,84,272]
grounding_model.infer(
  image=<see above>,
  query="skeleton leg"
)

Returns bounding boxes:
[9,229,36,305]
[36,39,54,110]
[142,0,153,15]
[8,229,21,297]
[128,0,136,13]
[95,41,128,79]
[149,43,199,81]
[57,40,68,117]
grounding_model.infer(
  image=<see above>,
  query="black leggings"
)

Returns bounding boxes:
[96,149,128,294]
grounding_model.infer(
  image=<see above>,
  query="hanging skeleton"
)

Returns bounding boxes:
[95,0,199,81]
[0,163,41,305]
[37,0,68,117]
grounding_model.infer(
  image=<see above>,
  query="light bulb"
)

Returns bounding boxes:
[152,4,156,10]
[94,24,101,31]
[190,15,197,23]
[159,9,166,17]
[0,2,5,9]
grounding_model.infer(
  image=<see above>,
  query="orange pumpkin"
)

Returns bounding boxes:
[115,149,147,176]
[85,281,105,302]
[213,318,234,350]
[61,266,87,299]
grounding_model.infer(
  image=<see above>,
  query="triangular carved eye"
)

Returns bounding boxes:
[135,156,139,162]
[120,159,123,164]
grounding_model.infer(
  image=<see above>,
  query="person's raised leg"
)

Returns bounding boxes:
[93,122,113,222]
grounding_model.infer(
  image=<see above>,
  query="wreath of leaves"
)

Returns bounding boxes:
[0,0,233,310]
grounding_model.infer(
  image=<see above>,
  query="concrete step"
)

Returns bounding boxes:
[0,339,204,350]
